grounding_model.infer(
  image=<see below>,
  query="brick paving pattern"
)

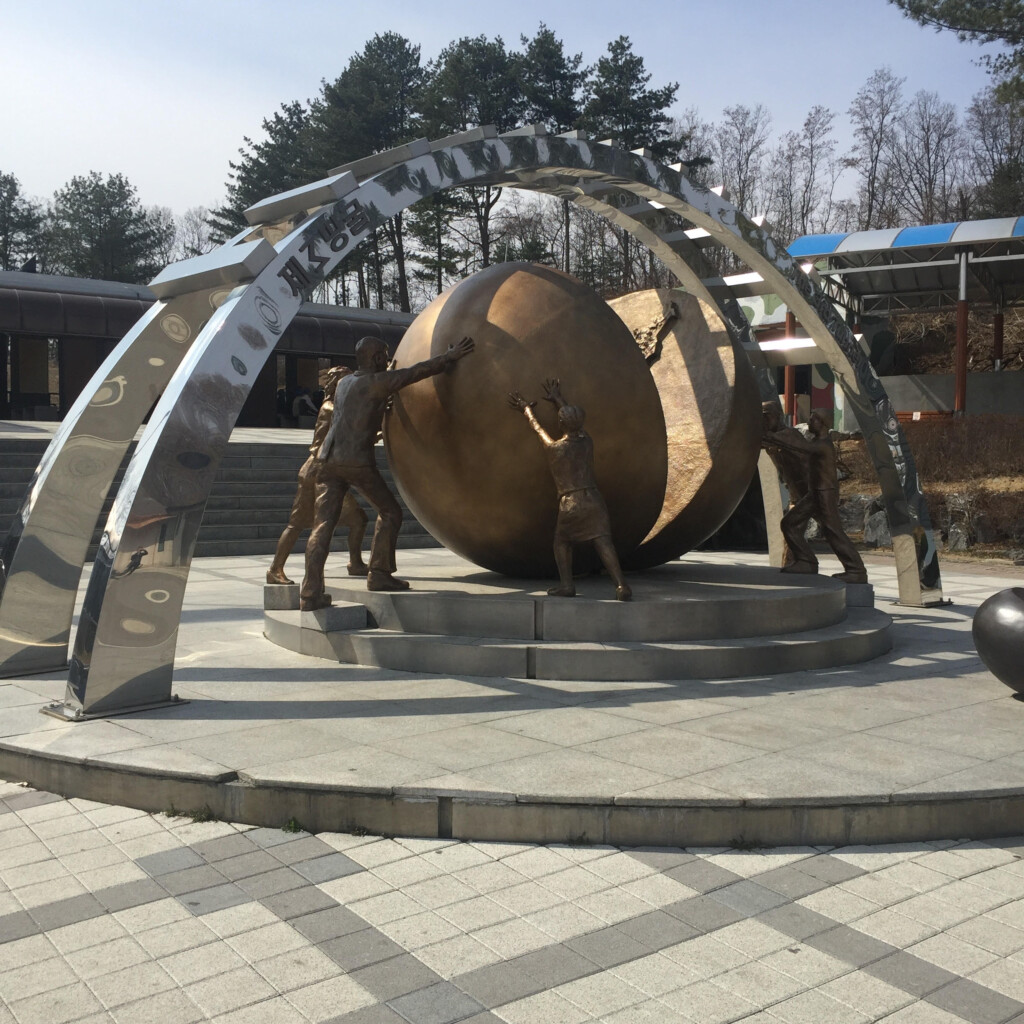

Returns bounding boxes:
[2,782,1023,1023]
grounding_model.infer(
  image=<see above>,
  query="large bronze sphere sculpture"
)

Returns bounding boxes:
[384,263,759,577]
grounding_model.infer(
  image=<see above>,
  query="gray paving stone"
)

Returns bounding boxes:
[262,884,339,920]
[268,835,335,863]
[292,905,366,942]
[159,864,228,896]
[664,859,743,893]
[349,953,444,1001]
[214,850,281,880]
[322,927,406,972]
[30,892,106,931]
[292,852,363,883]
[451,960,546,1006]
[615,909,699,950]
[191,833,260,862]
[805,924,899,967]
[327,1006,409,1024]
[864,950,960,996]
[926,978,1024,1024]
[234,866,306,898]
[510,944,600,988]
[179,882,250,916]
[566,925,652,968]
[751,865,830,899]
[625,848,696,871]
[453,1016,503,1024]
[798,855,867,884]
[664,894,745,933]
[710,880,791,916]
[0,910,39,943]
[388,982,485,1024]
[95,877,167,913]
[245,827,312,848]
[5,790,63,811]
[756,903,837,941]
[136,847,205,877]
[0,802,14,814]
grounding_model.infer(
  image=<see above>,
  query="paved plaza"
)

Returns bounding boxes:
[1,541,1023,1021]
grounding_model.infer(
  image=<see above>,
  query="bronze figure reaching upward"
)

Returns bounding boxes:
[300,335,474,610]
[267,366,368,586]
[509,379,631,601]
[764,409,868,584]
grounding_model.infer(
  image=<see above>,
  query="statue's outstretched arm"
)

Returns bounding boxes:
[509,391,553,446]
[765,429,816,455]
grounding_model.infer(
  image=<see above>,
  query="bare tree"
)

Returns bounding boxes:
[964,85,1024,215]
[890,90,966,223]
[175,206,217,261]
[765,106,848,243]
[709,105,773,217]
[848,67,905,228]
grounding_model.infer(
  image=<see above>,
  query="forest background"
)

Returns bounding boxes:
[2,3,1023,369]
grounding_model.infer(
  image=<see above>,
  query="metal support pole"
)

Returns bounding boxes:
[954,252,969,415]
[784,311,797,424]
[993,308,1004,371]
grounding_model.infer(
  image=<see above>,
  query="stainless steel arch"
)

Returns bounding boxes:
[0,128,939,717]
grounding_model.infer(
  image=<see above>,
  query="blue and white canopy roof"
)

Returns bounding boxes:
[787,217,1024,316]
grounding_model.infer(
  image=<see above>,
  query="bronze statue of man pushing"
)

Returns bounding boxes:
[300,334,474,610]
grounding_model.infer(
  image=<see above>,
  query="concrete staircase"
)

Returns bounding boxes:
[0,437,437,561]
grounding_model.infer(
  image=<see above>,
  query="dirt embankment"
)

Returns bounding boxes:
[838,415,1024,559]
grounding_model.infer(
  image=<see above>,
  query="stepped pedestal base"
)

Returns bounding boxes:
[264,553,891,681]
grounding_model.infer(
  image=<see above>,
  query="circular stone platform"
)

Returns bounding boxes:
[1,549,1022,849]
[263,560,891,682]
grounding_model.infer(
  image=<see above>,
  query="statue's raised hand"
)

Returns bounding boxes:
[447,336,475,363]
[507,391,535,412]
[542,378,563,405]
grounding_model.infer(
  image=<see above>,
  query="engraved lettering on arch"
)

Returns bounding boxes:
[253,287,283,335]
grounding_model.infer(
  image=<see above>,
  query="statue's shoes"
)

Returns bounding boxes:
[616,585,632,602]
[780,562,818,575]
[266,569,294,585]
[300,594,332,611]
[347,563,370,577]
[832,571,868,584]
[546,586,576,597]
[367,572,411,592]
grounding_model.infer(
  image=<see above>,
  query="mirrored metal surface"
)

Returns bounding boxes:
[0,289,222,676]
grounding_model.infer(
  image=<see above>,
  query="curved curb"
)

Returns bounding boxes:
[1,742,1022,848]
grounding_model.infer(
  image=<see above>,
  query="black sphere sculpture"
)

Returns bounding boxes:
[972,587,1024,700]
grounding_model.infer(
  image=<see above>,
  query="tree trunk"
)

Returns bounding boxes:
[563,199,571,274]
[372,232,384,308]
[386,213,411,313]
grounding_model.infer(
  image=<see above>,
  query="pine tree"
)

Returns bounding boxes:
[579,36,679,159]
[45,172,175,283]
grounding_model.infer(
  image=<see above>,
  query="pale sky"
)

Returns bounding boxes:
[3,0,1003,215]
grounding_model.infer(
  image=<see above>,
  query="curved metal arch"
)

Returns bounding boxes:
[0,129,938,717]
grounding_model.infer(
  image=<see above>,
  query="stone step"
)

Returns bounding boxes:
[263,605,892,681]
[0,435,424,561]
[317,564,852,643]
